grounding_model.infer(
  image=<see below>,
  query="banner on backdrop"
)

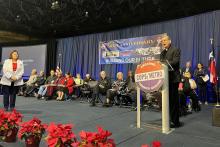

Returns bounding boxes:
[99,33,166,64]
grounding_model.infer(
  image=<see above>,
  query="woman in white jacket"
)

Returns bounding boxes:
[0,50,24,111]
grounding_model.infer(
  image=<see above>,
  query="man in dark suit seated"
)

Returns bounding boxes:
[160,35,182,128]
[90,71,111,106]
[79,74,95,99]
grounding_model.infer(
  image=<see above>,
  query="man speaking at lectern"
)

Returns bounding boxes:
[160,35,182,128]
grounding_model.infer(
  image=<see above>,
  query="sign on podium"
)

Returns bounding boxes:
[135,60,171,134]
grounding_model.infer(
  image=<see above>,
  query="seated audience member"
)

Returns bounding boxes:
[125,71,137,108]
[194,63,208,105]
[36,70,56,99]
[74,73,84,97]
[45,71,65,100]
[74,73,84,85]
[25,70,46,97]
[79,74,95,98]
[83,74,95,84]
[18,69,38,96]
[179,72,201,113]
[35,70,46,87]
[181,61,193,77]
[90,71,111,106]
[104,72,126,107]
[56,72,74,101]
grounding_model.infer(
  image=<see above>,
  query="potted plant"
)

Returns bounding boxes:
[141,141,162,147]
[0,109,22,142]
[72,126,116,147]
[46,122,77,147]
[18,117,47,147]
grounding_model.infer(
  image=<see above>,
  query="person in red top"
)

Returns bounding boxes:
[56,72,74,101]
[13,62,17,71]
[45,71,65,100]
[0,50,24,111]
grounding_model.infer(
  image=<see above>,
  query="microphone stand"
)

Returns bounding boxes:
[165,60,174,71]
[215,79,220,108]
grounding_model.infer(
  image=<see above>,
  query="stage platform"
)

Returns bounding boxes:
[0,96,220,147]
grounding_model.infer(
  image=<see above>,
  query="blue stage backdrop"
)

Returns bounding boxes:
[57,10,220,102]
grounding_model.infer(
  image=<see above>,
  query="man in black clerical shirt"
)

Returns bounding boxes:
[160,35,182,128]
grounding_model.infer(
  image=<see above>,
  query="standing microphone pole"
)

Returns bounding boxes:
[58,53,62,72]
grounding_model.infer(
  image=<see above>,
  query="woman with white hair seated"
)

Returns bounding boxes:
[18,69,38,96]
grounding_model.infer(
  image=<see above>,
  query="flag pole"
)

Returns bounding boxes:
[210,38,220,107]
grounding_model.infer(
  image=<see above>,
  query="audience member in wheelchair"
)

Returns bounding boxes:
[90,71,111,106]
[56,72,74,101]
[74,73,84,97]
[103,72,126,107]
[18,69,38,96]
[24,70,46,97]
[36,70,57,99]
[179,72,201,114]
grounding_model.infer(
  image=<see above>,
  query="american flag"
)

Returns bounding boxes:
[56,66,61,72]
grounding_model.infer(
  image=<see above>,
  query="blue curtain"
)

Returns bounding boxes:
[57,10,220,101]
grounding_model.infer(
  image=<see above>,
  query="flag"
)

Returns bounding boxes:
[56,66,61,72]
[209,42,217,85]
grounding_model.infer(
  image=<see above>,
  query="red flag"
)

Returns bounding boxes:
[209,46,217,85]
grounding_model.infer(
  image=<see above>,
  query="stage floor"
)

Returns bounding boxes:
[0,96,220,147]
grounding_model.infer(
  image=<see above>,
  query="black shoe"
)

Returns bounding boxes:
[90,103,96,107]
[115,103,120,106]
[102,103,109,107]
[37,94,41,99]
[9,108,15,112]
[196,106,201,112]
[4,108,8,111]
[131,106,137,111]
[170,122,183,128]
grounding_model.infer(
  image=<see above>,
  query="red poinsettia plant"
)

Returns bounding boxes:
[18,117,47,142]
[45,122,77,147]
[0,109,22,141]
[141,140,162,147]
[0,109,22,129]
[72,126,116,147]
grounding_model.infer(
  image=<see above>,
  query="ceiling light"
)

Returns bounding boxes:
[15,15,21,22]
[51,0,60,10]
[85,11,89,17]
[108,17,112,24]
